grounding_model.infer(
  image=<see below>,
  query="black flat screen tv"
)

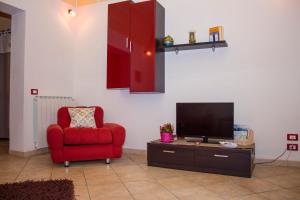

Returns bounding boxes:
[176,103,234,142]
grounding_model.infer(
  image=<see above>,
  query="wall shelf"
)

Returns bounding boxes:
[157,40,228,54]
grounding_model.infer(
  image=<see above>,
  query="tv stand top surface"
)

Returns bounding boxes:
[150,138,255,149]
[184,137,223,144]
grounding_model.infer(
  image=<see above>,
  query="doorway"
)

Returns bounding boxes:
[0,11,11,153]
[0,2,25,154]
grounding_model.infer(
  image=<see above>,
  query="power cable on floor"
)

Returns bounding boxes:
[255,149,287,165]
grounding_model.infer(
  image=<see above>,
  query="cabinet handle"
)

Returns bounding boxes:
[163,150,175,154]
[126,38,129,48]
[214,154,229,158]
[129,41,132,52]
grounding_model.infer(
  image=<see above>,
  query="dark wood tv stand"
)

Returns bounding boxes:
[147,139,255,178]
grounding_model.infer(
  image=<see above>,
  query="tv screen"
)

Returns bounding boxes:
[176,103,234,140]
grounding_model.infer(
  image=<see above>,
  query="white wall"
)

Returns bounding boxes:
[1,0,76,152]
[74,0,300,161]
[10,11,25,152]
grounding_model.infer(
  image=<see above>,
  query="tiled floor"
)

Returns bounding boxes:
[0,141,300,200]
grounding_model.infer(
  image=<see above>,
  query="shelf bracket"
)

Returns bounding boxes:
[175,48,179,55]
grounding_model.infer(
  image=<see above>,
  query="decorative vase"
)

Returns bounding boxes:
[189,31,196,44]
[160,132,173,143]
[163,35,174,47]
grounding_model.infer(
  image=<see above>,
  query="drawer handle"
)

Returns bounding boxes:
[214,154,229,158]
[163,150,175,154]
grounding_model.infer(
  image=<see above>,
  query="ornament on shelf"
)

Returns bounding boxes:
[189,31,196,44]
[163,35,174,47]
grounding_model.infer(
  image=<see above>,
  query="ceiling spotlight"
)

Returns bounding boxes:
[68,0,78,17]
[68,9,77,17]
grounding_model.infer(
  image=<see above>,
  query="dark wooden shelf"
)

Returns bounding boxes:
[157,40,228,53]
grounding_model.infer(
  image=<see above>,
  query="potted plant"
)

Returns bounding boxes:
[160,123,174,143]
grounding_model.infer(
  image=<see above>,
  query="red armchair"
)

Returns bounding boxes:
[47,106,125,167]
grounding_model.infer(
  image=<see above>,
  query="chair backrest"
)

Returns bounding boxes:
[57,106,104,129]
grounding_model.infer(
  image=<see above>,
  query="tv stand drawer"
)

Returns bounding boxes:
[147,144,194,169]
[195,148,251,173]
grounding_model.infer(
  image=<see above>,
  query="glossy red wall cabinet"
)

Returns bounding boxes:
[107,0,165,93]
[107,1,131,89]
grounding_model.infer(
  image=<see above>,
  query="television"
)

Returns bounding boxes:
[176,103,234,143]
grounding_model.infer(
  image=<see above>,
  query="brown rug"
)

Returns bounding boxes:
[0,179,75,200]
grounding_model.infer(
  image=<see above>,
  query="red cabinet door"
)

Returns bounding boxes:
[107,0,165,93]
[107,1,131,89]
[130,0,156,92]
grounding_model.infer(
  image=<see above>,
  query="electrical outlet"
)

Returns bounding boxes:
[31,89,38,95]
[287,144,298,151]
[287,133,298,141]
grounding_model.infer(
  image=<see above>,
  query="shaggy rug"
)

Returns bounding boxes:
[0,179,75,200]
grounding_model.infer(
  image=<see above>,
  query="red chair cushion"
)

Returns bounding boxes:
[63,128,112,145]
[57,106,104,129]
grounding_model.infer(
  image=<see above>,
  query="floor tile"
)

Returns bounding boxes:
[112,164,155,182]
[140,165,190,179]
[182,172,237,186]
[0,177,16,184]
[110,157,136,167]
[90,196,133,200]
[205,182,253,199]
[124,180,161,195]
[126,153,147,165]
[85,173,120,186]
[263,174,300,189]
[237,177,280,193]
[51,167,86,186]
[112,164,143,174]
[83,165,115,177]
[74,185,91,200]
[171,186,224,200]
[88,182,133,200]
[259,188,300,200]
[17,169,52,181]
[118,170,155,182]
[133,189,177,200]
[288,186,300,195]
[253,165,294,178]
[157,176,202,190]
[229,193,268,200]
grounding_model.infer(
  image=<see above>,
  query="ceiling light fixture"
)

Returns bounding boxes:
[68,0,78,17]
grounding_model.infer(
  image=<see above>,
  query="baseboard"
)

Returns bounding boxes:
[9,148,49,157]
[255,158,300,168]
[124,148,147,155]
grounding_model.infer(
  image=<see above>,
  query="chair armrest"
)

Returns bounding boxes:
[103,123,125,146]
[47,124,64,149]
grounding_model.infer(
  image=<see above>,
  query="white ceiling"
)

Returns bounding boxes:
[64,0,108,7]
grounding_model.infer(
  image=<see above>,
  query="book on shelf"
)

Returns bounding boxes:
[234,125,254,145]
[209,26,224,42]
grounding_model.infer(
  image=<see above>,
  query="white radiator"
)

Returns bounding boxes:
[33,96,75,149]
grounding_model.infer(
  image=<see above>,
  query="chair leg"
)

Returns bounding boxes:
[64,161,70,167]
[105,158,111,164]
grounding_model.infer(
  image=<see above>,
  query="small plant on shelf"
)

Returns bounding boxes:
[160,123,174,143]
[160,123,174,133]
